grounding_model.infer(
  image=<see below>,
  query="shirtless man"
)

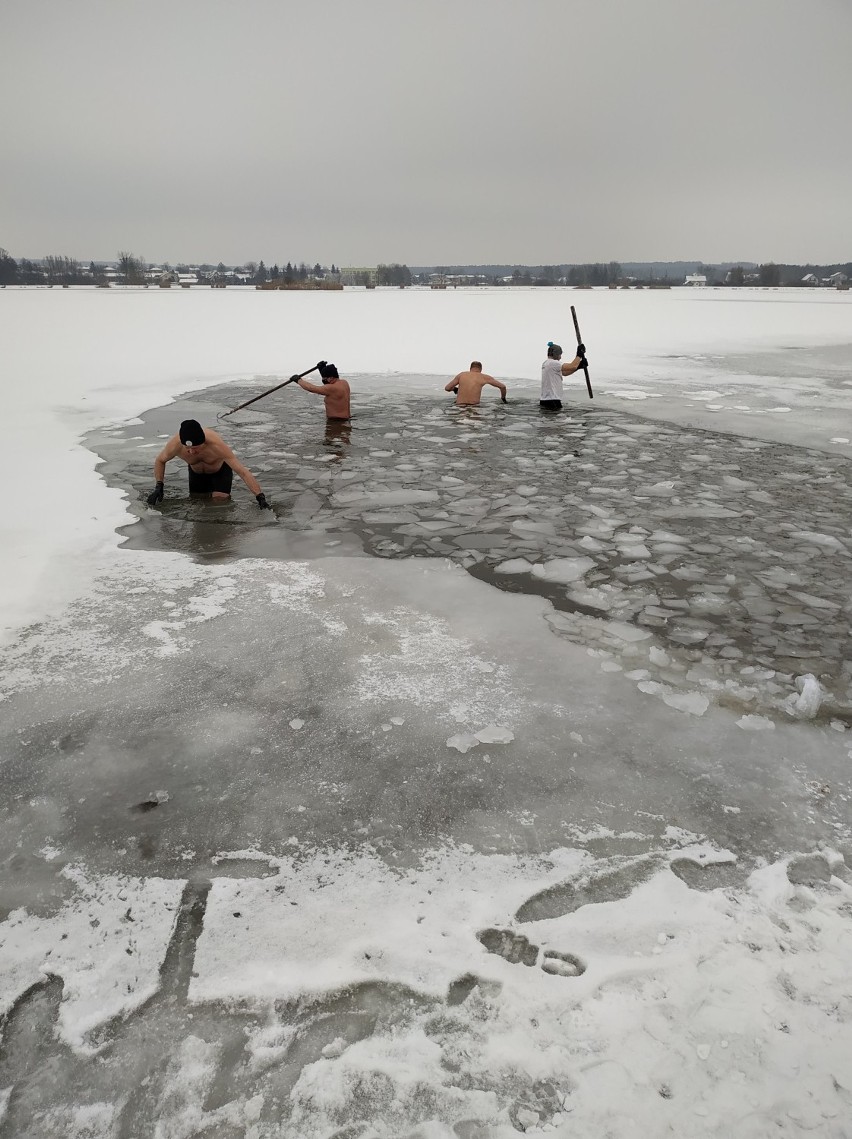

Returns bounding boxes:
[444,361,507,406]
[146,419,271,507]
[292,361,351,419]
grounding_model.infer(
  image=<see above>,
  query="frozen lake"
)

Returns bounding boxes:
[1,288,851,1137]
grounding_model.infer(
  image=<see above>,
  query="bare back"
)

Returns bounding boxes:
[446,370,505,406]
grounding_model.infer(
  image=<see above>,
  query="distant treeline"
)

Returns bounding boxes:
[410,261,852,286]
[0,250,342,287]
[2,248,850,288]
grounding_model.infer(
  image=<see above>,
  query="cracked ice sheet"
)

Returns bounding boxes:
[0,867,182,1051]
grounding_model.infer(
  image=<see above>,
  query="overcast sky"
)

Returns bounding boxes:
[2,0,850,266]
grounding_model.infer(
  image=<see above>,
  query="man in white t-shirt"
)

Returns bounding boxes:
[540,341,587,410]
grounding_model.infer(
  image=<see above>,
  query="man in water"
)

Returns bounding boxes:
[146,419,271,507]
[292,361,351,419]
[540,341,587,410]
[444,361,507,406]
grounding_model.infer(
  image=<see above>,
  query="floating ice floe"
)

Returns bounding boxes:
[445,733,480,754]
[662,691,709,716]
[787,531,846,552]
[786,674,825,720]
[737,714,775,731]
[447,724,514,750]
[474,723,514,744]
[531,557,596,584]
[602,620,653,643]
[604,389,661,400]
[494,558,534,575]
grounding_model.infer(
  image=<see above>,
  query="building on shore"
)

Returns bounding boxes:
[340,266,378,286]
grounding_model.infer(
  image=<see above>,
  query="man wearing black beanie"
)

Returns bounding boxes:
[146,419,271,508]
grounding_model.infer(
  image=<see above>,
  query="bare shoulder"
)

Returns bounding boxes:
[206,428,235,456]
[481,372,497,383]
[158,433,182,457]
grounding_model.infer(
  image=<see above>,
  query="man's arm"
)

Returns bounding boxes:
[148,436,180,498]
[298,378,328,396]
[218,445,263,496]
[484,376,507,402]
[445,374,462,393]
[152,436,181,482]
[561,356,585,376]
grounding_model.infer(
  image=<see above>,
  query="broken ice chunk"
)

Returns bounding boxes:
[787,674,824,720]
[602,620,653,643]
[474,724,514,744]
[662,692,709,716]
[531,556,596,584]
[788,531,846,552]
[446,733,480,753]
[494,558,534,575]
[737,715,775,731]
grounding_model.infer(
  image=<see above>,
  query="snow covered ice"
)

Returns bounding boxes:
[1,287,852,1137]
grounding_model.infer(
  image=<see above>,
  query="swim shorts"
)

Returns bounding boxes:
[188,461,233,495]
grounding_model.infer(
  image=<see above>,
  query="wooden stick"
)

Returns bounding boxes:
[218,365,319,419]
[570,305,593,399]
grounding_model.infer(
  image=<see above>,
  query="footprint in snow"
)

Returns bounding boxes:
[477,928,586,977]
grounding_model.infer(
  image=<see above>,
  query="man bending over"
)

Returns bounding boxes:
[445,361,507,406]
[147,419,271,508]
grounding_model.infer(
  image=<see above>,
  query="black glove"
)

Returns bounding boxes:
[316,360,327,373]
[578,353,589,367]
[256,493,271,510]
[289,374,301,383]
[576,343,585,356]
[501,394,508,403]
[147,481,164,506]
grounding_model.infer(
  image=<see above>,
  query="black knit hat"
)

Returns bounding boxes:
[179,419,206,446]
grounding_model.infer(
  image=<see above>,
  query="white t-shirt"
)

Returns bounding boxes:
[540,358,564,400]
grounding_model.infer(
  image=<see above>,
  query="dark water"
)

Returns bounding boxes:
[89,378,852,718]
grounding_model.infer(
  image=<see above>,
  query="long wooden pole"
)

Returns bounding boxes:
[570,305,593,399]
[218,364,320,419]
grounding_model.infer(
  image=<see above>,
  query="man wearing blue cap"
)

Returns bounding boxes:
[540,341,587,410]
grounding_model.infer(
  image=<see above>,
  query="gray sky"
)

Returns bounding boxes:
[2,0,850,266]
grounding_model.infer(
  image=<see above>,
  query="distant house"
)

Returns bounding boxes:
[827,271,848,288]
[177,273,197,288]
[684,274,707,287]
[801,273,819,286]
[340,266,378,286]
